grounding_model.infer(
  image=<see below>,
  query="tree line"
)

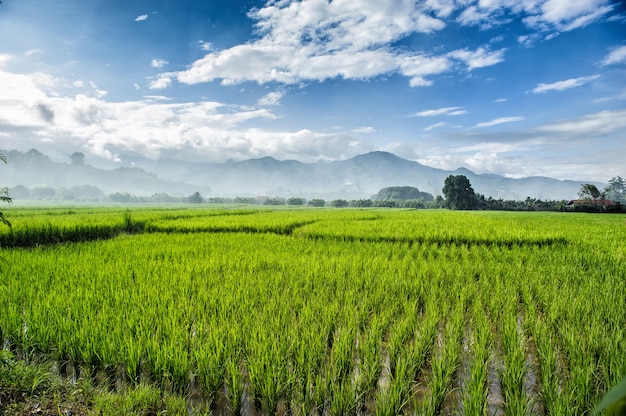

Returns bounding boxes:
[2,153,625,228]
[441,174,626,212]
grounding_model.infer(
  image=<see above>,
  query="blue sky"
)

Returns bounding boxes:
[0,0,624,181]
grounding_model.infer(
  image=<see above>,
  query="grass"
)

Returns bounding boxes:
[0,207,625,414]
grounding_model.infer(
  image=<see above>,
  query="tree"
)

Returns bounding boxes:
[287,197,306,205]
[442,175,478,210]
[307,198,325,207]
[349,199,373,207]
[604,176,625,203]
[372,186,434,201]
[263,197,286,205]
[330,199,349,208]
[188,192,203,204]
[1,154,12,227]
[579,184,602,205]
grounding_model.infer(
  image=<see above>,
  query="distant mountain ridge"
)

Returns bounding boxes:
[2,149,600,200]
[128,150,597,200]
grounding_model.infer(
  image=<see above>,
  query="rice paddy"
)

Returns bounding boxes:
[0,207,624,415]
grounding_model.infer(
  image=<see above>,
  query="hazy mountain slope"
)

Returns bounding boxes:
[178,151,591,200]
[2,149,598,200]
[1,149,209,196]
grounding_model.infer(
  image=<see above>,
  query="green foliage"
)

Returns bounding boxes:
[442,174,478,210]
[187,191,203,204]
[93,384,188,416]
[330,198,348,207]
[233,196,258,204]
[604,176,626,203]
[307,198,325,207]
[263,196,286,205]
[372,185,434,201]
[0,153,12,228]
[594,376,626,416]
[0,208,624,414]
[287,197,306,205]
[579,183,602,201]
[349,198,373,207]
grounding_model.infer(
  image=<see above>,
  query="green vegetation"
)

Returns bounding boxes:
[0,207,624,415]
[0,153,11,228]
[442,174,478,210]
[372,186,434,202]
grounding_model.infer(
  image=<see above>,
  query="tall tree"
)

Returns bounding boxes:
[1,154,12,227]
[442,175,478,210]
[579,184,602,204]
[604,176,625,203]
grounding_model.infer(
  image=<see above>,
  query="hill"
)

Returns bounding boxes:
[2,149,599,201]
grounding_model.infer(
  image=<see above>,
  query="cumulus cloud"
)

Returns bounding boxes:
[475,116,524,127]
[532,75,600,93]
[412,107,467,117]
[0,66,374,164]
[163,1,508,88]
[600,45,626,66]
[134,14,148,22]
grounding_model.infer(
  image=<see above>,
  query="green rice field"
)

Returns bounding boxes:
[1,207,625,415]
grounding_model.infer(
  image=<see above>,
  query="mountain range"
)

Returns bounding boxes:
[2,149,599,201]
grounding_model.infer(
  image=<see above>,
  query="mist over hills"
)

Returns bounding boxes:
[2,149,597,201]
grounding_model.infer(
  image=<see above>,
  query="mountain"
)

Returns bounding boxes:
[2,149,599,201]
[1,149,210,197]
[146,150,595,200]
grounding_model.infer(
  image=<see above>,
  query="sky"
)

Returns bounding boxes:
[0,0,625,182]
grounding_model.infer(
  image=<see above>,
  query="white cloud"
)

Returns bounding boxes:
[475,116,524,127]
[532,75,600,93]
[134,14,148,22]
[257,91,284,106]
[457,6,496,27]
[412,106,467,117]
[0,66,374,165]
[198,41,214,51]
[350,126,377,134]
[169,0,456,88]
[542,0,614,31]
[448,47,506,70]
[149,73,174,90]
[89,81,108,98]
[455,0,614,32]
[0,54,11,68]
[538,109,626,137]
[24,49,43,56]
[153,2,531,89]
[425,121,446,131]
[600,45,626,66]
[517,34,537,47]
[150,58,169,68]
